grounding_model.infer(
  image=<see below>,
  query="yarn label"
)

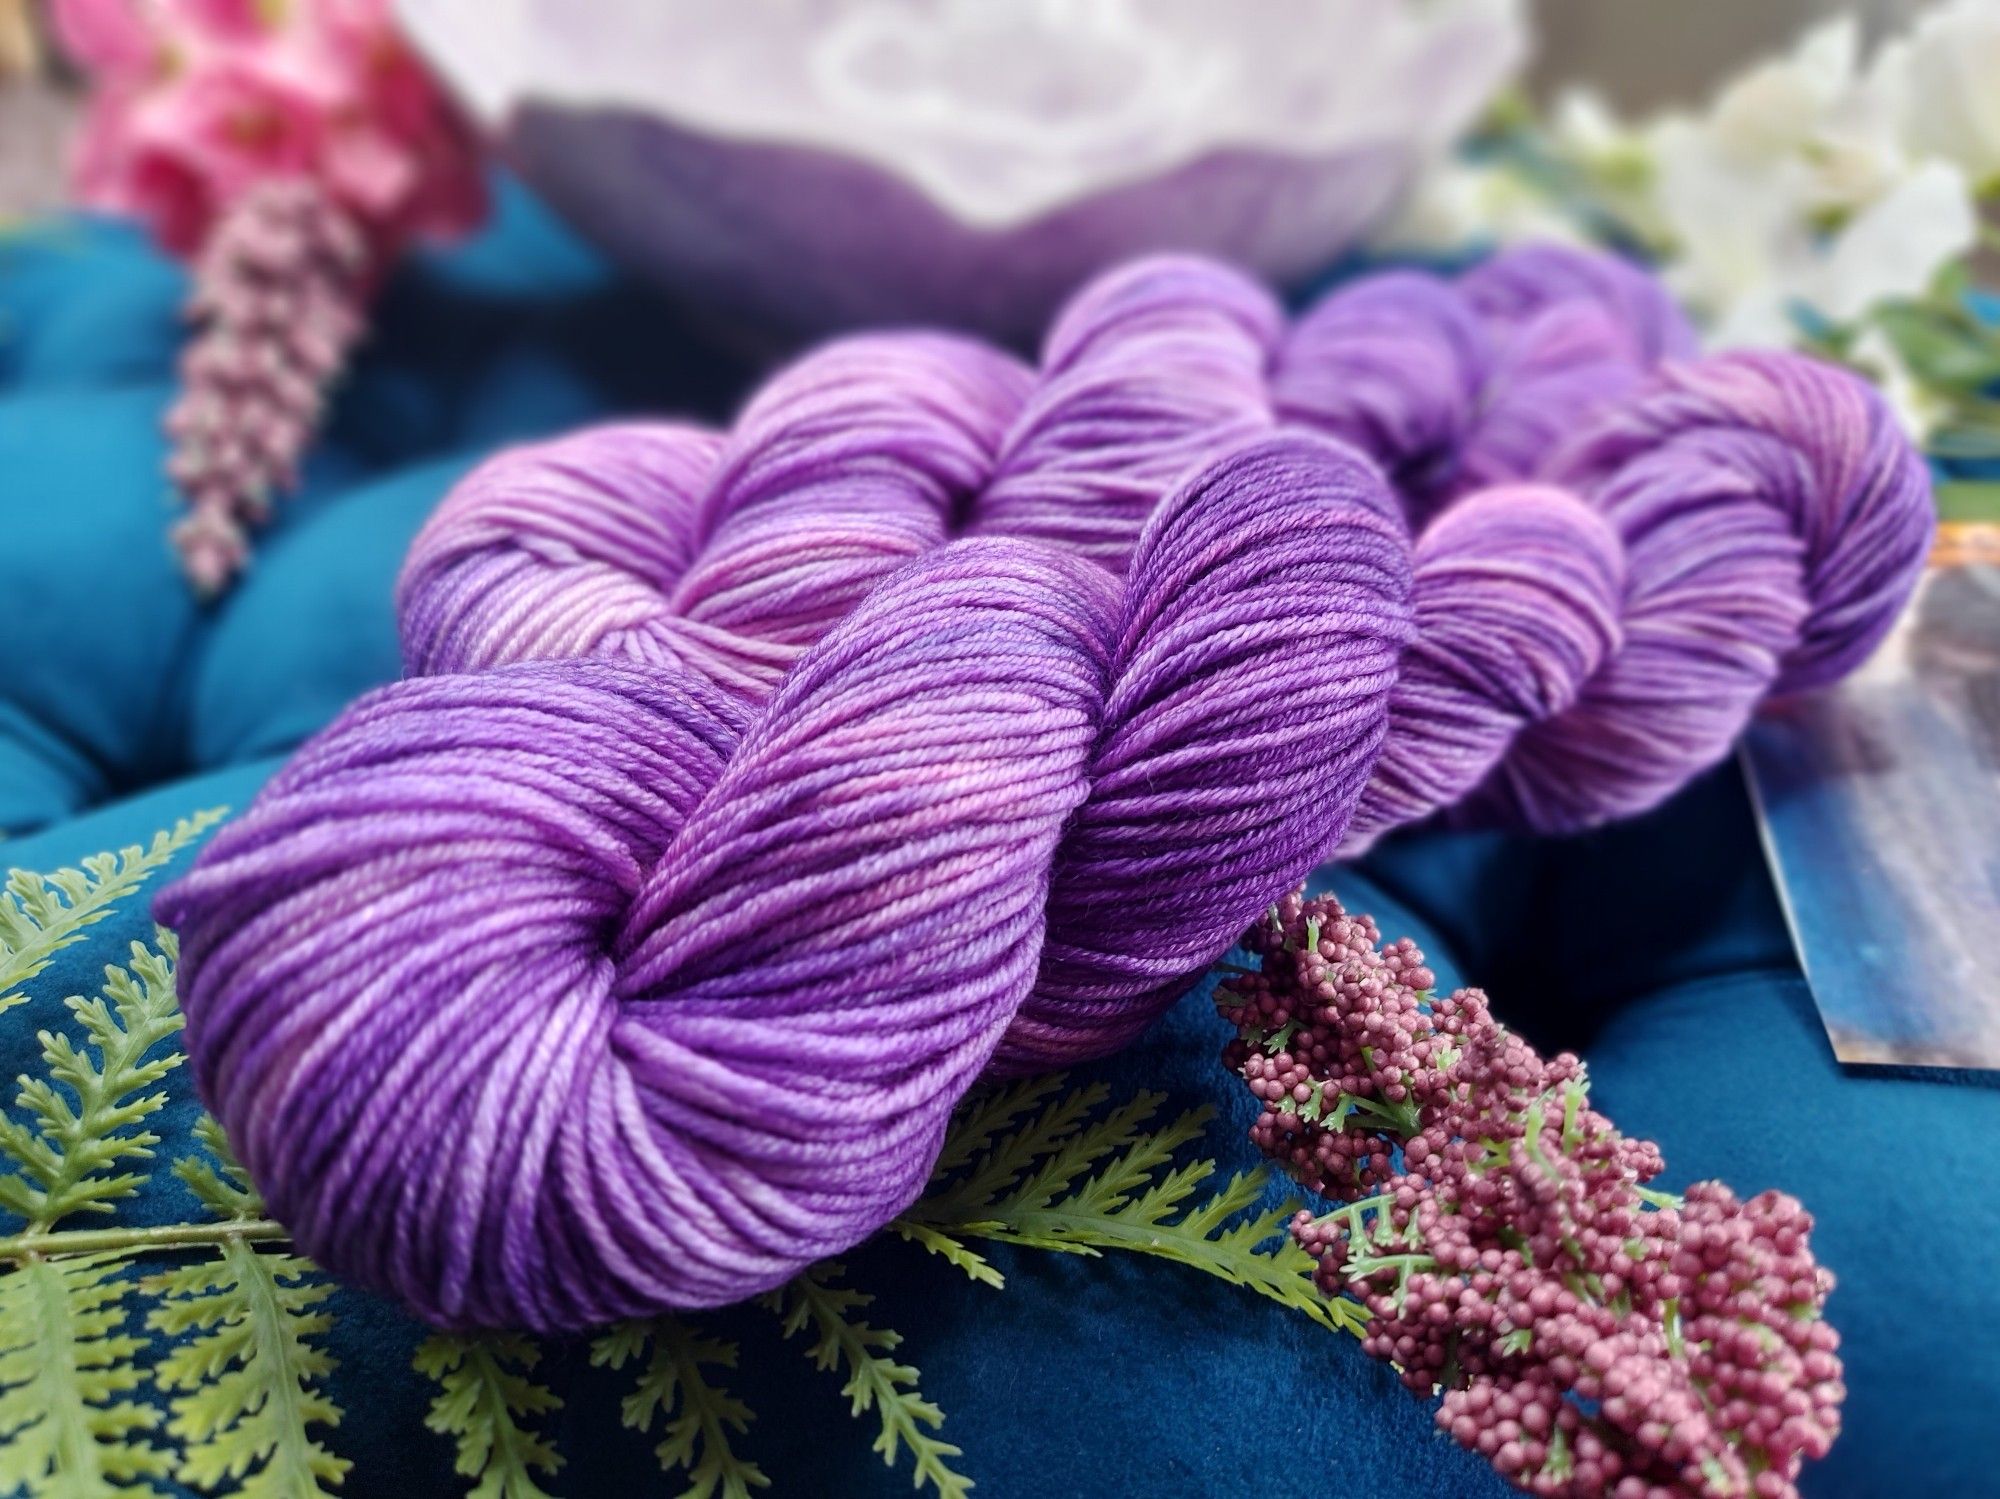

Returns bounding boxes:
[1743,523,2000,1072]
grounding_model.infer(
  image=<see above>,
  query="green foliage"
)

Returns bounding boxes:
[148,1240,346,1498]
[900,1081,1362,1336]
[415,1335,564,1499]
[0,817,1369,1497]
[0,809,225,1015]
[592,1319,767,1499]
[173,1116,266,1223]
[0,1250,166,1498]
[0,933,185,1232]
[885,1222,1002,1290]
[1935,479,2000,525]
[1875,285,2000,401]
[145,1121,346,1497]
[768,1266,969,1499]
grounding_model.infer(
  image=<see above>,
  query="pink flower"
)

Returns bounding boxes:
[318,122,414,224]
[54,0,486,258]
[51,0,159,78]
[119,133,215,255]
[162,54,328,192]
[169,0,280,40]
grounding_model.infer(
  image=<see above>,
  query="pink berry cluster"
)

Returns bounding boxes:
[55,0,488,592]
[165,178,368,594]
[1219,891,1844,1499]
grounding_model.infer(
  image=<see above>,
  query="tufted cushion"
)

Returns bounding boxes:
[1,184,1993,1497]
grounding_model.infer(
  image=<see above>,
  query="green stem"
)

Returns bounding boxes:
[0,1217,287,1263]
[916,1206,1363,1335]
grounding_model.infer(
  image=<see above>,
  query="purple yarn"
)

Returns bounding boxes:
[1002,437,1410,1072]
[158,245,1932,1329]
[1272,243,1697,516]
[164,433,1408,1326]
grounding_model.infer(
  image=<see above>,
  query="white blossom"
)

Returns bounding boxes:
[1811,160,1979,324]
[1380,155,1588,252]
[1871,0,2000,195]
[1470,14,1980,348]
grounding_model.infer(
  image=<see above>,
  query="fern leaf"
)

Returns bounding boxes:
[140,1114,344,1494]
[172,1116,266,1222]
[0,810,225,1014]
[887,1222,1004,1289]
[0,1248,169,1497]
[988,1091,1183,1216]
[148,1238,347,1498]
[919,1081,1109,1219]
[0,933,185,1232]
[903,1092,1366,1337]
[770,1265,970,1499]
[928,1074,1070,1179]
[590,1317,766,1499]
[414,1334,563,1499]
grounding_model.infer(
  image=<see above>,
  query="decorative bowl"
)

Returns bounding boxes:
[396,0,1526,348]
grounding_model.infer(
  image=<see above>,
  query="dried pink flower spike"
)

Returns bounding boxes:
[165,178,372,595]
[1221,892,1844,1499]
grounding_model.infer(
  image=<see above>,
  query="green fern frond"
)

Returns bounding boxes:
[927,1074,1071,1179]
[590,1317,766,1499]
[145,1113,344,1497]
[0,1248,167,1497]
[0,933,186,1234]
[147,1238,347,1498]
[903,1089,1365,1337]
[918,1079,1110,1220]
[414,1334,564,1499]
[173,1116,265,1222]
[0,810,225,1015]
[886,1221,1004,1289]
[988,1090,1197,1218]
[769,1265,970,1499]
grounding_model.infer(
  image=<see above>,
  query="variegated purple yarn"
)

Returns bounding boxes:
[162,433,1410,1327]
[158,246,1932,1331]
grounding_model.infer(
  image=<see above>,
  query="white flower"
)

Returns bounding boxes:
[1686,18,1907,215]
[1631,16,1978,346]
[1702,16,1860,162]
[1361,4,1987,358]
[1547,87,1673,247]
[1379,155,1588,252]
[1871,0,2000,196]
[1648,114,1812,346]
[1657,126,1976,348]
[1811,159,1979,323]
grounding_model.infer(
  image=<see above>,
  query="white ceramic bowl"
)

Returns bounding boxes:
[397,0,1526,348]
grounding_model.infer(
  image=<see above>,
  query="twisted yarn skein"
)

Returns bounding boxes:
[162,434,1409,1327]
[158,246,1931,1330]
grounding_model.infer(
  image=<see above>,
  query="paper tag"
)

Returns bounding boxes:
[1742,521,2000,1072]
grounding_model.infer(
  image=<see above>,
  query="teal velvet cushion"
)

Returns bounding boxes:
[2,185,1994,1496]
[0,181,750,836]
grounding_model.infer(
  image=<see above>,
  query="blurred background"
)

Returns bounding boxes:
[0,0,1950,218]
[7,0,1995,479]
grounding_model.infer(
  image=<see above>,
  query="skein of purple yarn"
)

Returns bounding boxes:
[162,433,1411,1326]
[158,246,1932,1330]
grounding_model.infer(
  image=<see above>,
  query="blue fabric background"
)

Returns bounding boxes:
[1,185,1994,1497]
